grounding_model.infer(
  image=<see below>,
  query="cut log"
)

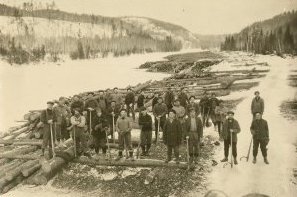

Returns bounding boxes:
[74,157,189,169]
[0,158,10,166]
[4,160,39,182]
[0,146,38,159]
[2,127,30,140]
[13,140,42,146]
[1,174,24,194]
[22,163,41,177]
[0,160,25,179]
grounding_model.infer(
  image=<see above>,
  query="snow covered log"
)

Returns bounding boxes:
[74,157,189,169]
[22,163,41,177]
[4,160,39,182]
[0,146,38,159]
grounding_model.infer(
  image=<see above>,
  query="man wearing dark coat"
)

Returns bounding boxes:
[164,87,175,111]
[209,93,220,128]
[106,100,121,139]
[251,91,265,119]
[199,92,210,127]
[138,107,153,156]
[153,97,168,143]
[220,111,241,165]
[125,88,135,120]
[70,95,84,114]
[92,108,109,160]
[84,92,99,132]
[185,109,203,164]
[178,87,189,108]
[250,112,270,164]
[40,101,57,159]
[136,90,145,109]
[163,110,182,164]
[186,96,200,116]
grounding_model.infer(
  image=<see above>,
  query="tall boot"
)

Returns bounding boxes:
[129,151,135,161]
[264,157,269,164]
[115,151,123,161]
[234,157,238,165]
[252,157,257,164]
[141,146,146,156]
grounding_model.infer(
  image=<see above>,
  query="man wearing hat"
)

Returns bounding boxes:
[106,100,121,139]
[251,91,264,119]
[40,101,57,159]
[250,112,270,164]
[209,93,220,130]
[172,99,186,140]
[115,109,134,160]
[153,96,168,143]
[163,110,182,164]
[84,92,99,133]
[53,97,71,145]
[138,107,153,156]
[92,107,109,160]
[220,111,241,165]
[185,108,203,164]
[96,90,108,114]
[199,92,210,127]
[70,107,90,157]
[125,88,135,121]
[136,90,145,109]
[186,96,200,117]
[152,92,160,109]
[178,87,189,108]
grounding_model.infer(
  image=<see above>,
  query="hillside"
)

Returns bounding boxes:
[0,4,200,64]
[195,34,226,49]
[221,10,297,55]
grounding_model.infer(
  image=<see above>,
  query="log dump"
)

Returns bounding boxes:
[0,51,270,194]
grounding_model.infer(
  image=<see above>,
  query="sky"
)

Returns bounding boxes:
[1,0,297,34]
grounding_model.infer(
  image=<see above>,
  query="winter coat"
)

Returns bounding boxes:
[54,104,70,125]
[40,109,57,125]
[111,93,123,106]
[221,118,241,142]
[186,102,200,116]
[172,105,186,119]
[97,97,108,112]
[84,98,99,110]
[152,97,159,109]
[164,91,174,107]
[70,100,84,114]
[178,92,189,107]
[153,103,168,117]
[209,97,220,111]
[250,119,269,140]
[137,94,145,108]
[251,97,264,114]
[125,92,135,105]
[138,113,153,132]
[185,117,203,142]
[199,97,210,114]
[163,119,182,146]
[92,114,109,140]
[106,105,121,124]
[70,115,86,136]
[214,105,226,122]
[116,117,133,133]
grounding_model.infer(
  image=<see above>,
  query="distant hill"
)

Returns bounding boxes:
[195,34,226,49]
[221,10,297,55]
[0,4,200,64]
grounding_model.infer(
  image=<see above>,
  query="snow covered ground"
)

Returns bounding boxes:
[201,55,297,197]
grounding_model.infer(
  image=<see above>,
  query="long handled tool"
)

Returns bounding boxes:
[205,108,212,128]
[186,137,190,170]
[105,128,111,160]
[112,113,115,143]
[136,127,142,159]
[223,130,233,168]
[50,124,56,158]
[123,133,129,159]
[73,126,77,158]
[89,110,92,136]
[240,137,253,162]
[156,117,161,143]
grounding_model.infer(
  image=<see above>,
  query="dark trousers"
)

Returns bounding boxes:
[126,104,135,120]
[154,116,166,139]
[253,138,267,157]
[167,145,180,160]
[118,132,133,152]
[224,139,237,158]
[140,130,152,146]
[93,137,107,154]
[42,124,56,149]
[216,121,222,134]
[188,138,200,157]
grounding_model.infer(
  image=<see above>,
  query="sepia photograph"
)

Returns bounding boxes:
[0,0,296,196]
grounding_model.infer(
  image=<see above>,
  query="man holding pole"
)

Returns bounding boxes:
[250,112,270,164]
[152,97,168,143]
[138,106,153,156]
[40,101,57,159]
[220,111,241,165]
[107,100,120,141]
[115,109,134,161]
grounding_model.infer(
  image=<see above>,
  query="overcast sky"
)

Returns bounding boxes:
[1,0,297,34]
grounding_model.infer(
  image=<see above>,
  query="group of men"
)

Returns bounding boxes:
[40,86,270,166]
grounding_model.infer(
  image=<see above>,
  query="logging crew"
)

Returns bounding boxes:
[96,90,108,114]
[164,87,175,111]
[106,100,121,139]
[70,108,90,157]
[40,101,57,159]
[214,101,226,135]
[163,110,182,164]
[116,109,134,161]
[251,91,264,119]
[136,90,145,109]
[187,96,200,116]
[199,92,210,126]
[185,109,203,164]
[209,93,220,130]
[92,108,109,160]
[172,99,186,140]
[84,92,99,132]
[178,87,189,108]
[53,97,71,144]
[250,112,269,164]
[70,95,84,115]
[152,97,168,143]
[138,107,153,156]
[220,111,241,165]
[125,88,135,120]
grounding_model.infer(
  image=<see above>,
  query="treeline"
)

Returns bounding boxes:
[221,11,297,55]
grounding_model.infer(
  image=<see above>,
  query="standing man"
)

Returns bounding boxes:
[199,92,210,126]
[250,112,269,164]
[172,99,186,141]
[187,96,200,117]
[40,101,57,159]
[251,91,264,119]
[84,92,99,132]
[105,88,113,108]
[97,90,108,114]
[152,97,168,143]
[125,88,135,121]
[164,87,175,111]
[214,101,226,136]
[220,111,241,165]
[92,108,109,160]
[106,100,120,139]
[111,87,123,108]
[209,93,220,130]
[152,92,159,110]
[54,97,71,145]
[70,108,90,157]
[115,109,134,160]
[185,109,203,164]
[70,95,84,115]
[178,87,189,108]
[138,107,153,156]
[136,90,145,109]
[163,110,182,164]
